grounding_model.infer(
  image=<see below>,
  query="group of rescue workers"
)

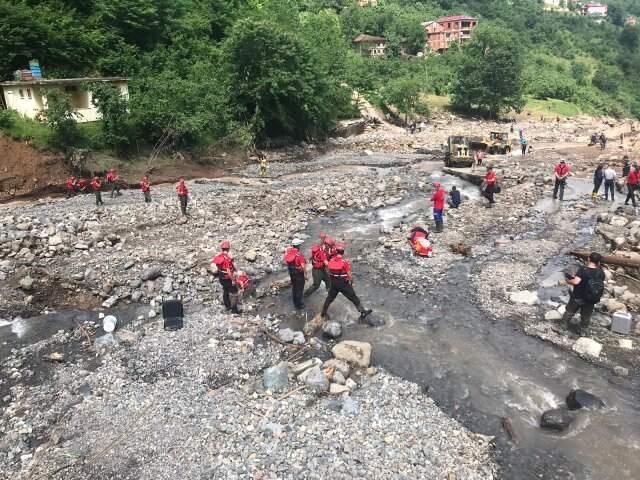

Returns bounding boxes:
[66,169,191,216]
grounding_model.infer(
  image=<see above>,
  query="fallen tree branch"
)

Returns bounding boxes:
[570,250,640,269]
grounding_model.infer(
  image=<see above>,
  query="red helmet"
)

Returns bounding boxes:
[335,242,346,251]
[433,182,441,188]
[326,237,336,246]
[220,240,231,249]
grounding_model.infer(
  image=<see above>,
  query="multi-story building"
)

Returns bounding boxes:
[582,3,608,17]
[424,15,478,53]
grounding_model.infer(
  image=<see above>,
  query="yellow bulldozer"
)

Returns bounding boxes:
[443,135,487,168]
[484,132,511,155]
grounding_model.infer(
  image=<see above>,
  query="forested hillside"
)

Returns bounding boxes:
[1,0,640,152]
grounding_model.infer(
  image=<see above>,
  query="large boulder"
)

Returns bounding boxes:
[573,337,603,358]
[332,341,372,368]
[263,362,289,392]
[540,407,576,432]
[566,389,605,411]
[141,266,163,281]
[509,291,539,305]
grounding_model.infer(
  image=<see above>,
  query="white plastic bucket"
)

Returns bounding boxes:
[103,315,118,333]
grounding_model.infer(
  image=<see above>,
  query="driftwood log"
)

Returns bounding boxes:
[570,250,640,269]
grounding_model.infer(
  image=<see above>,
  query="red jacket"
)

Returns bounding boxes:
[284,247,306,273]
[431,188,445,210]
[554,163,570,178]
[328,255,352,279]
[212,252,235,280]
[628,170,639,185]
[66,177,77,190]
[176,182,188,197]
[90,178,101,191]
[310,244,328,269]
[106,171,117,182]
[485,171,497,185]
[140,179,150,192]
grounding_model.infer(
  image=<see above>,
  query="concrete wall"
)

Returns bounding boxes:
[1,81,129,123]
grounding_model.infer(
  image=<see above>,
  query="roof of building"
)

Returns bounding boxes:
[0,77,129,87]
[436,15,477,23]
[353,34,386,43]
[583,2,607,7]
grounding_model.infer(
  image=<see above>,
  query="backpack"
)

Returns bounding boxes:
[583,270,605,304]
[284,248,299,265]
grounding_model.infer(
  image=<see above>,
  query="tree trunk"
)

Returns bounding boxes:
[570,250,640,269]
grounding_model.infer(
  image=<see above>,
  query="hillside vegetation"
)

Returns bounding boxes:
[1,0,640,154]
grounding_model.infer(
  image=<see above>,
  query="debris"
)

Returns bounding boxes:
[43,352,65,363]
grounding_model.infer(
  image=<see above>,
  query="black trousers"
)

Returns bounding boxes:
[483,184,495,203]
[289,270,305,309]
[219,277,239,312]
[95,191,103,206]
[625,184,637,206]
[179,195,188,215]
[604,180,615,200]
[561,296,594,333]
[592,179,602,195]
[553,179,566,200]
[143,191,151,203]
[109,181,121,197]
[321,277,362,316]
[521,145,526,155]
[304,268,330,297]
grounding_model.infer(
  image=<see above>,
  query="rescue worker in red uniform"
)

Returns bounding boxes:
[176,177,189,216]
[90,176,104,206]
[105,168,121,198]
[284,238,308,310]
[304,236,330,298]
[321,243,372,321]
[431,182,446,232]
[213,240,240,313]
[65,176,78,198]
[77,178,89,193]
[324,236,337,260]
[140,175,151,203]
[625,164,639,207]
[553,160,570,201]
[483,166,498,205]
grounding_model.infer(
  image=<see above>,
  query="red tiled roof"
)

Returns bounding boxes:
[436,15,477,23]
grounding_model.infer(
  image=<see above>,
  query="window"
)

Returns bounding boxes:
[27,89,32,99]
[19,89,24,99]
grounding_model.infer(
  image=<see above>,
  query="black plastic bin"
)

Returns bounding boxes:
[162,299,184,331]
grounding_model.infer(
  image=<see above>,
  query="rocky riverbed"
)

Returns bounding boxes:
[1,116,640,480]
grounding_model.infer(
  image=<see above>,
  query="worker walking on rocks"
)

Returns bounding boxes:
[321,242,372,321]
[140,175,151,203]
[284,238,308,310]
[90,175,104,206]
[431,182,445,232]
[603,164,617,201]
[106,168,121,198]
[324,236,337,260]
[65,176,78,198]
[213,240,240,314]
[482,166,498,205]
[599,133,607,150]
[592,165,604,200]
[176,177,189,216]
[625,165,639,207]
[562,252,605,336]
[553,160,570,201]
[304,236,330,298]
[623,156,631,178]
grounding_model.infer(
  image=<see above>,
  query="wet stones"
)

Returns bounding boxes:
[540,407,575,432]
[304,366,329,393]
[332,341,372,368]
[322,321,342,339]
[19,276,34,291]
[572,337,603,358]
[509,290,539,305]
[566,389,605,411]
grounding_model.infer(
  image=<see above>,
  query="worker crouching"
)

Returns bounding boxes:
[321,242,372,321]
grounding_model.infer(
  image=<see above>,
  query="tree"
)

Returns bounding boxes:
[90,82,132,155]
[620,25,640,50]
[382,77,424,123]
[41,90,80,150]
[450,24,525,117]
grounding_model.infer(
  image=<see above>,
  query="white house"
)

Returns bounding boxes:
[582,3,608,17]
[0,77,129,123]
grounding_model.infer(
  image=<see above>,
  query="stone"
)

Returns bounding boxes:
[131,291,143,302]
[345,378,358,390]
[116,329,140,344]
[74,242,89,250]
[162,277,173,294]
[102,295,119,309]
[19,276,34,291]
[604,298,626,313]
[292,331,305,345]
[322,359,350,377]
[263,362,289,392]
[509,291,539,305]
[367,315,386,327]
[545,310,562,321]
[573,337,602,358]
[278,328,295,343]
[332,371,346,385]
[566,389,605,411]
[330,383,350,395]
[618,339,633,350]
[304,366,329,392]
[341,397,360,416]
[332,341,372,368]
[291,358,319,376]
[244,250,258,262]
[322,321,342,339]
[141,266,163,281]
[48,235,62,246]
[540,407,575,432]
[614,366,629,376]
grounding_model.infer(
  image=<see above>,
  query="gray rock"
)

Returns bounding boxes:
[131,291,143,302]
[332,341,372,368]
[141,266,163,281]
[74,242,89,250]
[263,362,289,392]
[162,277,173,294]
[245,249,258,262]
[102,295,119,309]
[48,235,62,246]
[278,328,295,343]
[544,310,562,321]
[323,359,350,377]
[341,397,360,416]
[614,366,629,376]
[292,331,305,345]
[304,366,329,393]
[540,407,575,432]
[366,314,385,327]
[322,321,342,338]
[19,276,34,291]
[566,389,605,411]
[124,260,135,270]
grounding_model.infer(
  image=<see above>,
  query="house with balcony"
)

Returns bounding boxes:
[424,15,478,54]
[582,3,608,17]
[353,34,387,57]
[0,77,129,123]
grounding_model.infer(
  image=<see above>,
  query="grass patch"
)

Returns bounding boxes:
[525,97,582,117]
[0,110,52,148]
[422,94,451,110]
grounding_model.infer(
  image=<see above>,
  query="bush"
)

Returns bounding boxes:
[0,109,15,129]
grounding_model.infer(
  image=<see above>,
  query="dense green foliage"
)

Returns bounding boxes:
[2,0,640,153]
